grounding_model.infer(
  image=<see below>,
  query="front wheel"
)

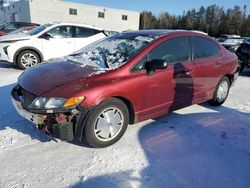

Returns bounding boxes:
[84,98,129,148]
[17,50,41,70]
[209,77,230,106]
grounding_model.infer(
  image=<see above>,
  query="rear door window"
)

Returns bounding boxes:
[75,27,98,38]
[192,37,220,59]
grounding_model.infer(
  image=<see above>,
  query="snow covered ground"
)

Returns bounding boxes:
[0,62,250,188]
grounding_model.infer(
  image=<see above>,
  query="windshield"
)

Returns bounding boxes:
[29,24,52,36]
[67,33,156,69]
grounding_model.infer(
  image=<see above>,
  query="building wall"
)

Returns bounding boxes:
[28,0,140,32]
[0,0,20,6]
[0,6,4,24]
[0,0,30,24]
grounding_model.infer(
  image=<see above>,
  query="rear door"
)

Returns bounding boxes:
[191,36,222,103]
[73,26,105,51]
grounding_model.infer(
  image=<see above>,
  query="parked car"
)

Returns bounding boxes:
[11,30,239,148]
[0,22,39,36]
[0,22,107,69]
[8,25,38,35]
[220,38,244,53]
[215,38,226,43]
[236,39,250,72]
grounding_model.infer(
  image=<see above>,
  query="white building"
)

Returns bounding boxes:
[0,0,140,32]
[0,0,19,6]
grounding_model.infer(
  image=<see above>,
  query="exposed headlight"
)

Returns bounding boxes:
[29,96,85,110]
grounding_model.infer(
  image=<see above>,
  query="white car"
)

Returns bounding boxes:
[0,23,106,69]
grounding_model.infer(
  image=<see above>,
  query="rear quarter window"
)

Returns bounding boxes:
[192,36,221,59]
[75,27,98,38]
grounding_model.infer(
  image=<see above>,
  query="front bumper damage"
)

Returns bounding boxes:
[11,85,89,142]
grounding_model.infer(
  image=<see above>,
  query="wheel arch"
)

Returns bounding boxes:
[14,47,44,64]
[112,96,136,125]
[223,74,234,85]
[76,96,136,142]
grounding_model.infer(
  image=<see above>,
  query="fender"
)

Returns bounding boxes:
[75,107,93,142]
[13,46,44,64]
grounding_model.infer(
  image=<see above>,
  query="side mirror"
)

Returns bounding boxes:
[42,33,53,40]
[145,59,168,75]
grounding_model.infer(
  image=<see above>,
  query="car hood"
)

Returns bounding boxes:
[0,33,32,42]
[19,60,107,96]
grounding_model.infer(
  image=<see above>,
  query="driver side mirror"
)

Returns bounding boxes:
[145,59,168,75]
[41,33,53,40]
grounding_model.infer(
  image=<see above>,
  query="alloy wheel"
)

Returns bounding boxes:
[20,53,38,68]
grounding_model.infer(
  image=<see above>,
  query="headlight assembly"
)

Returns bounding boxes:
[3,45,9,55]
[29,96,85,110]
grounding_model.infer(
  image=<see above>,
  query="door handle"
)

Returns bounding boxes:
[184,68,192,74]
[216,61,222,67]
[174,68,192,78]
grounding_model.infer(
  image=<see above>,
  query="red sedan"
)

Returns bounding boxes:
[12,30,239,147]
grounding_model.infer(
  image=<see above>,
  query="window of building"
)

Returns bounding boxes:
[192,37,220,59]
[122,15,128,21]
[69,8,77,15]
[98,12,105,18]
[149,37,190,64]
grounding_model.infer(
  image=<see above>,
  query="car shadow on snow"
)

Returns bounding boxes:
[0,61,18,69]
[0,83,49,142]
[71,105,250,188]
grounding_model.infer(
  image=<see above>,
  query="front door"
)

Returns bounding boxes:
[41,26,75,60]
[137,36,193,119]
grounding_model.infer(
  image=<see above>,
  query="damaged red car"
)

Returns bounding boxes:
[12,30,239,148]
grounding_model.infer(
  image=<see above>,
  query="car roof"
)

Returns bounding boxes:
[49,22,104,31]
[5,21,39,25]
[122,29,206,38]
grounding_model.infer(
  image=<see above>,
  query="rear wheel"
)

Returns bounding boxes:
[84,98,129,148]
[209,77,230,106]
[17,50,40,70]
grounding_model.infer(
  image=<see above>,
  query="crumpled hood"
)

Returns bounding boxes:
[19,60,105,96]
[0,33,32,42]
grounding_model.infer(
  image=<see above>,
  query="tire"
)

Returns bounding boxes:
[84,98,129,148]
[17,50,41,70]
[209,77,230,106]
